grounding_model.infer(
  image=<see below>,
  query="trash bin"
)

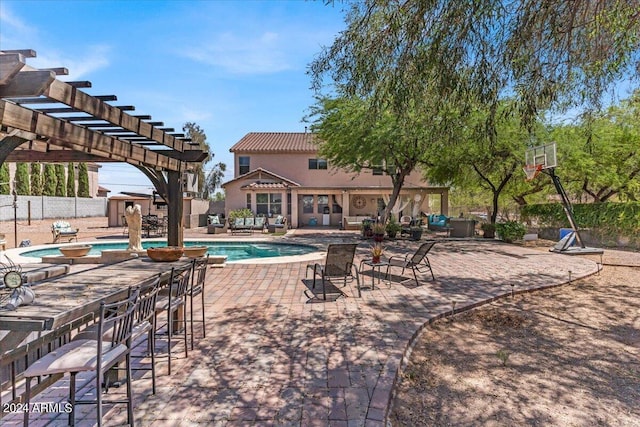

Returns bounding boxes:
[308,217,318,226]
[449,219,475,238]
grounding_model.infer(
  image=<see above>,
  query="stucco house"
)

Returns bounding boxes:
[222,132,449,229]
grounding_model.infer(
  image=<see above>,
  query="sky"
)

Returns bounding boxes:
[0,0,349,195]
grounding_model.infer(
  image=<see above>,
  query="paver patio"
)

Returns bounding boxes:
[2,234,600,426]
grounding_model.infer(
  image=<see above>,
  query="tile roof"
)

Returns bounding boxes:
[241,182,291,190]
[229,132,320,153]
[221,167,301,188]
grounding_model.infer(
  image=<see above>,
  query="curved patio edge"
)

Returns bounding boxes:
[382,252,601,425]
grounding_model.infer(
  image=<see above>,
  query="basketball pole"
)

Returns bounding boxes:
[544,167,586,249]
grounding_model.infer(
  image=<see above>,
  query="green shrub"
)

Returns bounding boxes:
[495,221,526,243]
[521,202,640,235]
[228,208,253,221]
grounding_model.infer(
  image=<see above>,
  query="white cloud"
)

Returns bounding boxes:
[33,45,111,80]
[0,4,37,46]
[184,31,291,75]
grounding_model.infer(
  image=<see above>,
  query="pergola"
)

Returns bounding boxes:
[0,49,207,246]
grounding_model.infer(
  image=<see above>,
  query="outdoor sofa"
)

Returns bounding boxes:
[342,216,373,230]
[229,217,266,234]
[427,214,450,232]
[267,215,288,233]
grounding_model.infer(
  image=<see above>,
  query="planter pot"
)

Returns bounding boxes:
[373,233,385,243]
[387,230,397,239]
[483,229,495,238]
[410,229,423,241]
[59,245,92,257]
[146,246,184,262]
[372,255,381,264]
[183,246,208,258]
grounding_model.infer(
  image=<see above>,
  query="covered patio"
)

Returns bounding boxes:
[0,48,207,247]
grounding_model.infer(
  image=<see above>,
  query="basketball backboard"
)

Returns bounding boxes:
[525,142,557,170]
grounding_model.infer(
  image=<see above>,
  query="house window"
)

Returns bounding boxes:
[256,193,282,216]
[372,167,384,175]
[239,156,250,175]
[317,195,329,214]
[246,193,251,209]
[308,158,328,170]
[302,195,314,214]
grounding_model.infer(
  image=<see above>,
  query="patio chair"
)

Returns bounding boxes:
[23,287,140,427]
[73,276,162,394]
[387,240,437,285]
[400,215,412,237]
[305,243,360,300]
[51,220,79,243]
[155,264,191,375]
[187,255,208,350]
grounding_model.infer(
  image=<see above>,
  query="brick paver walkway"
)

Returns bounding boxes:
[2,232,604,426]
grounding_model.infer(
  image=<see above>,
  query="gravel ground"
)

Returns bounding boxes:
[390,246,640,427]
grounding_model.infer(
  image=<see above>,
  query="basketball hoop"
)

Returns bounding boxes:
[523,164,543,181]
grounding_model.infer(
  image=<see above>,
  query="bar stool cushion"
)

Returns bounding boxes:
[74,320,152,342]
[23,339,127,377]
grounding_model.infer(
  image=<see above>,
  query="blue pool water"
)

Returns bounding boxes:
[21,241,318,262]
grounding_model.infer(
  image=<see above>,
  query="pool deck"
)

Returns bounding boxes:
[1,228,616,426]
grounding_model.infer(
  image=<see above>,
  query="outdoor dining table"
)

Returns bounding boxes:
[0,257,191,351]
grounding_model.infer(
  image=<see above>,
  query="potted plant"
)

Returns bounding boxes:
[372,222,386,242]
[409,225,423,241]
[361,219,374,238]
[371,244,384,264]
[385,217,401,239]
[481,222,496,239]
[495,221,527,243]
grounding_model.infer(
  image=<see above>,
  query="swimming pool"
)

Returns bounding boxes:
[20,241,319,262]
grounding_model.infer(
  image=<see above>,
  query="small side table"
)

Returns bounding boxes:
[359,259,390,289]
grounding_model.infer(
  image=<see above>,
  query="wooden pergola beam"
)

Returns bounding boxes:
[0,70,56,98]
[5,149,119,163]
[0,53,26,85]
[0,100,186,171]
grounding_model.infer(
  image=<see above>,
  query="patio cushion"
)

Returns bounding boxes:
[23,339,127,376]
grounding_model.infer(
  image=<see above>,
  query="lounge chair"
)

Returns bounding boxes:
[268,215,288,233]
[387,240,436,285]
[207,215,228,234]
[305,243,360,300]
[51,221,79,243]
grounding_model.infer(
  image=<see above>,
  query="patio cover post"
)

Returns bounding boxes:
[167,170,184,247]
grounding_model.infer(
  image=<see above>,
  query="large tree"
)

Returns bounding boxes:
[43,164,57,196]
[553,90,640,202]
[30,163,42,196]
[0,163,10,194]
[311,1,640,129]
[14,163,30,195]
[54,164,66,196]
[183,122,211,197]
[309,96,456,221]
[77,163,90,197]
[66,162,76,197]
[205,162,227,199]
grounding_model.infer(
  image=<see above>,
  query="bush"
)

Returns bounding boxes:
[521,202,640,235]
[228,208,253,221]
[495,221,526,243]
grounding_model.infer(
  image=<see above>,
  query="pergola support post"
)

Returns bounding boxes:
[167,170,183,247]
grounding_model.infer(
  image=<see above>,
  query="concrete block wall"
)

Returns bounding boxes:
[0,195,107,221]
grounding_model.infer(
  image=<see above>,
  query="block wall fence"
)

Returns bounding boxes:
[0,195,107,221]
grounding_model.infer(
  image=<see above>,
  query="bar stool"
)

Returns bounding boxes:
[188,255,209,350]
[155,265,191,375]
[23,288,140,426]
